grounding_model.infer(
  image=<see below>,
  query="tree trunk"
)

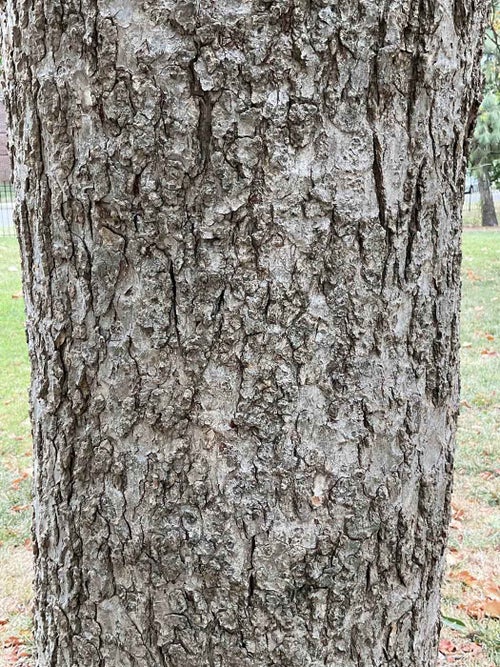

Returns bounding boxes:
[1,2,486,666]
[477,165,499,226]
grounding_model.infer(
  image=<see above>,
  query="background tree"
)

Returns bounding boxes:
[470,0,500,226]
[1,1,487,666]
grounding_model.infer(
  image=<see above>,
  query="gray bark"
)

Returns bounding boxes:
[477,164,499,226]
[1,1,486,665]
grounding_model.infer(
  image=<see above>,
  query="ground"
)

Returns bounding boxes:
[438,231,500,666]
[462,194,500,227]
[0,232,498,666]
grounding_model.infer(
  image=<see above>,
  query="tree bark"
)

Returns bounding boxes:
[477,164,499,226]
[1,1,486,665]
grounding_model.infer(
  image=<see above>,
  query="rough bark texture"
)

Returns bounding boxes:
[477,164,499,226]
[1,1,486,665]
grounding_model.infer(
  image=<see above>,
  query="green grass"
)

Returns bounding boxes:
[456,233,500,530]
[0,238,31,546]
[0,232,498,665]
[442,231,500,666]
[460,233,500,397]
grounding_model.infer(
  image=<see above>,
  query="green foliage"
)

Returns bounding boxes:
[470,3,500,180]
[470,92,500,168]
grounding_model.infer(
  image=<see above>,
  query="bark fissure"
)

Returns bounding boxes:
[372,133,388,232]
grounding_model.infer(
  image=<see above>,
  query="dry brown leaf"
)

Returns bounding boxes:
[483,579,500,600]
[461,642,483,655]
[479,470,497,480]
[450,503,465,521]
[483,599,500,619]
[438,638,457,655]
[10,504,30,513]
[466,269,481,281]
[4,649,18,665]
[11,470,29,490]
[3,636,21,648]
[449,570,479,587]
[459,599,492,619]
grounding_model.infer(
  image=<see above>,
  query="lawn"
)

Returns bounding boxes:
[0,238,32,666]
[0,233,498,666]
[439,231,500,666]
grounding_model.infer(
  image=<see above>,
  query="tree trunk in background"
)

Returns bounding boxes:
[1,1,485,665]
[477,165,499,227]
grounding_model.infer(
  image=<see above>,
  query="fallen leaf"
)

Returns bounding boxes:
[461,642,483,655]
[459,599,491,619]
[451,504,465,521]
[466,269,481,281]
[485,333,495,341]
[483,579,500,599]
[449,570,479,587]
[3,636,21,648]
[439,638,457,655]
[11,470,29,490]
[10,292,22,299]
[483,599,500,618]
[4,649,19,665]
[0,619,8,626]
[462,342,473,349]
[480,349,498,357]
[10,504,30,513]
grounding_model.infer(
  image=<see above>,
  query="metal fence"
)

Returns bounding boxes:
[0,181,14,236]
